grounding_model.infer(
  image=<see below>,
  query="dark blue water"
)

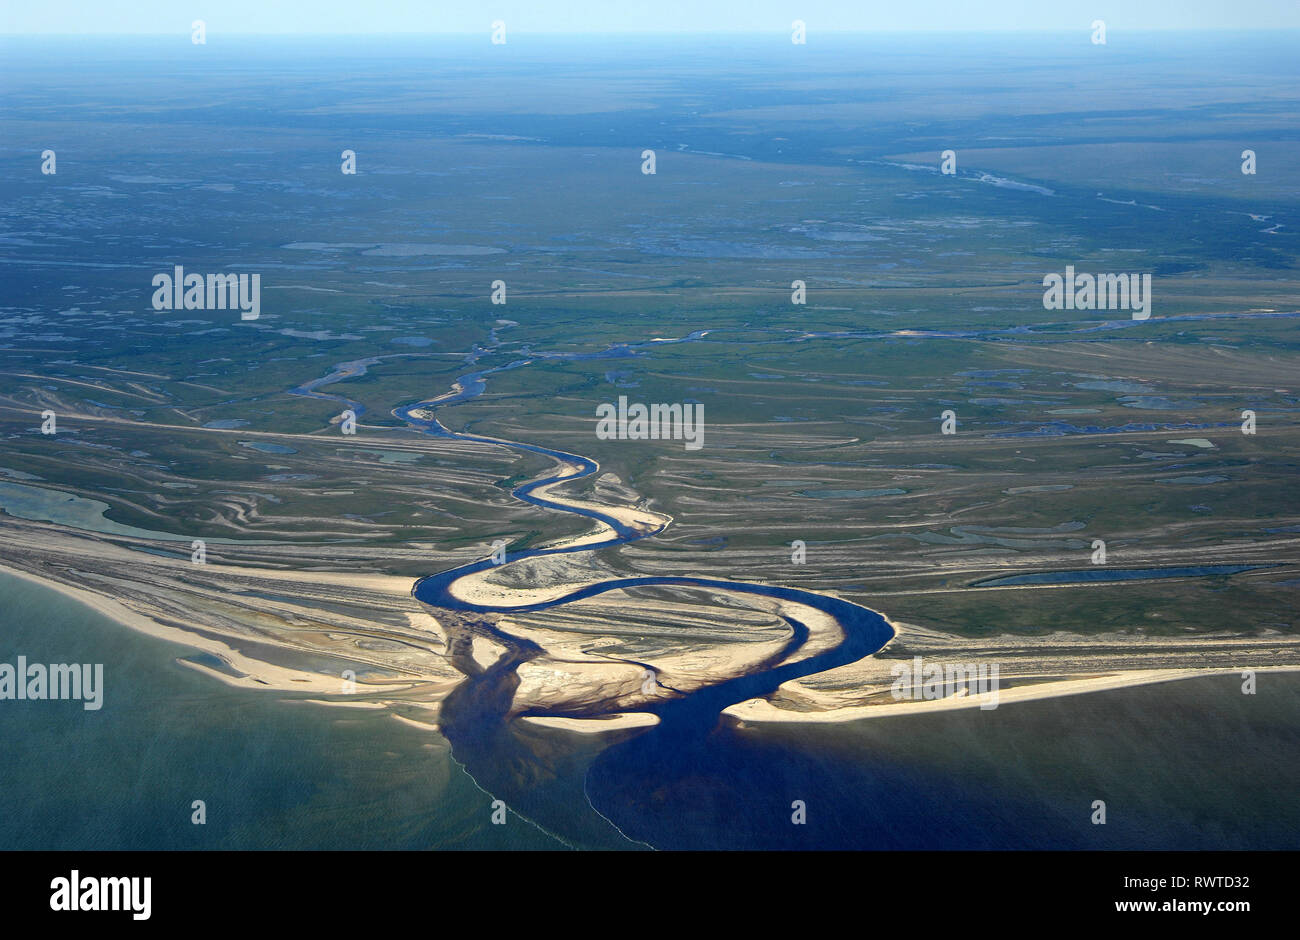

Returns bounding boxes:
[590,672,1300,850]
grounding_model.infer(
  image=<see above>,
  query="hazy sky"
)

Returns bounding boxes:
[3,0,1299,34]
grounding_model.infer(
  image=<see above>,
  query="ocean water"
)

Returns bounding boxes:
[586,673,1300,849]
[0,571,556,850]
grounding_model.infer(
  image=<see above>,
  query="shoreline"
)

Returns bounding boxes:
[723,663,1300,725]
[9,557,1293,730]
[519,712,660,733]
[0,562,411,699]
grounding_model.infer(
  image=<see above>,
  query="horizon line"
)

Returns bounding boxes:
[4,26,1300,37]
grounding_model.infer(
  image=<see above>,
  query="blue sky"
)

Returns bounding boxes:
[3,0,1299,34]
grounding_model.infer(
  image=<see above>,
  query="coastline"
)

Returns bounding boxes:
[0,561,416,699]
[4,559,1295,729]
[724,663,1300,725]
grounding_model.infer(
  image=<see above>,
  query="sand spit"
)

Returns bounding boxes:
[519,712,660,733]
[0,563,354,695]
[723,617,1300,724]
[0,517,462,703]
[725,665,1300,725]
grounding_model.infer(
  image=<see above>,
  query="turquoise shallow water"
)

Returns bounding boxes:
[0,571,558,850]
